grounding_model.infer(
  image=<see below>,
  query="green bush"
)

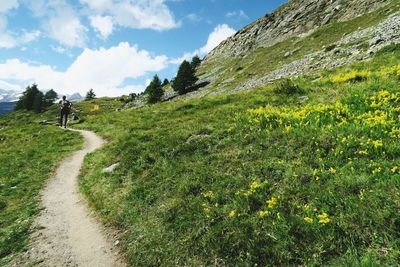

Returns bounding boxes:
[273,79,305,95]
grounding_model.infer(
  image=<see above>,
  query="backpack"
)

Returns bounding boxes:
[60,100,71,112]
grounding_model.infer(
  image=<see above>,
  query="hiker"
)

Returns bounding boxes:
[59,96,72,128]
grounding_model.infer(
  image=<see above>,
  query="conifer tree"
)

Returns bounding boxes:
[172,60,197,95]
[190,55,201,70]
[15,83,40,111]
[43,89,58,108]
[162,78,169,86]
[33,91,44,113]
[85,89,96,101]
[146,75,164,104]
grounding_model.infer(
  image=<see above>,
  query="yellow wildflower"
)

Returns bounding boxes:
[229,210,236,218]
[266,197,278,208]
[304,217,313,224]
[372,140,383,149]
[250,181,261,191]
[259,210,269,218]
[202,191,214,199]
[372,167,382,174]
[284,125,292,132]
[317,213,331,224]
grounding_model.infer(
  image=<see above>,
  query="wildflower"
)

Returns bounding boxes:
[359,189,365,200]
[229,210,236,218]
[304,217,313,224]
[266,197,278,208]
[284,125,292,132]
[372,140,383,149]
[202,191,214,199]
[328,167,336,174]
[250,181,261,191]
[259,210,269,218]
[203,207,210,213]
[317,213,331,224]
[391,166,398,173]
[372,167,382,174]
[357,150,369,155]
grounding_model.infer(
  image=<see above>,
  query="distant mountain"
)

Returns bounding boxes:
[0,102,16,115]
[57,93,84,103]
[67,93,84,102]
[0,89,21,103]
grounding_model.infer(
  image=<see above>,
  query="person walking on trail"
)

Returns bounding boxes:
[59,96,72,128]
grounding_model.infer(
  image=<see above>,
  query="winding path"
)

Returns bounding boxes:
[24,129,125,267]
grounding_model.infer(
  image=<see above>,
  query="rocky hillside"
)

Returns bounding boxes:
[177,0,400,98]
[207,0,390,58]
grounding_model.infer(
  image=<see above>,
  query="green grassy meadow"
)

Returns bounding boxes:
[1,3,399,263]
[71,45,400,265]
[0,112,82,265]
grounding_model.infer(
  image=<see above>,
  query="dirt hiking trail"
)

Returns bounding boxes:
[21,129,126,267]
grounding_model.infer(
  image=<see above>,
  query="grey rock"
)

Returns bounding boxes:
[102,162,120,173]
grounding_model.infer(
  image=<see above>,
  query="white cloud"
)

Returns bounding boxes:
[171,24,236,64]
[20,30,41,43]
[80,0,179,31]
[186,13,201,22]
[0,16,41,48]
[0,42,168,97]
[51,45,66,54]
[0,0,19,13]
[120,84,146,94]
[199,24,236,54]
[27,0,87,47]
[0,79,22,92]
[0,0,179,47]
[89,15,114,39]
[226,10,249,20]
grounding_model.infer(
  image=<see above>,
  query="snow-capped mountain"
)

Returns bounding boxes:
[0,89,21,102]
[56,93,84,103]
[66,93,84,102]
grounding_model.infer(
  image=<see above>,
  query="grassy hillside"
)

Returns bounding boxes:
[0,112,82,265]
[72,44,400,265]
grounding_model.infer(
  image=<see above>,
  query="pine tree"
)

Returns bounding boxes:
[162,78,169,86]
[85,89,96,101]
[190,55,201,70]
[146,75,164,104]
[43,89,58,108]
[33,91,44,113]
[172,60,198,95]
[15,83,40,111]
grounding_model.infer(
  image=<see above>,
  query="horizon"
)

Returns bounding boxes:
[0,0,287,99]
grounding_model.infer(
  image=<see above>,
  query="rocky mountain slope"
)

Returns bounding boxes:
[169,0,400,99]
[207,0,390,59]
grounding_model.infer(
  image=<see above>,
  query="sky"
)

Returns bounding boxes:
[0,0,287,97]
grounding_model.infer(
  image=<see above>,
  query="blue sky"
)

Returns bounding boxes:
[0,0,287,97]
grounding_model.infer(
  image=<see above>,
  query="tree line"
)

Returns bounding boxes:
[15,84,97,113]
[146,55,201,104]
[14,84,58,113]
